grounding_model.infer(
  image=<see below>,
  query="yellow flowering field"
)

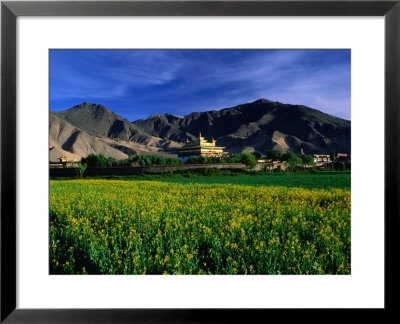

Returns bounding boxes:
[50,179,350,275]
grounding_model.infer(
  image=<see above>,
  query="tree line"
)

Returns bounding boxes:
[74,150,347,177]
[80,153,185,168]
[264,150,315,168]
[78,152,260,169]
[77,150,317,170]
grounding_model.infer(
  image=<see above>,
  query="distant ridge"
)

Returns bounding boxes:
[50,99,350,161]
[133,99,350,154]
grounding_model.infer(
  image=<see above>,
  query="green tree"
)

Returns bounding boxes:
[281,151,302,169]
[301,155,316,166]
[82,153,107,167]
[239,153,257,169]
[187,156,202,164]
[107,156,117,167]
[265,150,282,161]
[75,162,87,178]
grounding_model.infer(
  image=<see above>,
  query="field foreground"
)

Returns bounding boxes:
[50,179,351,274]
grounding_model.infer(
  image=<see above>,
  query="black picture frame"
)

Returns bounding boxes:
[1,0,399,322]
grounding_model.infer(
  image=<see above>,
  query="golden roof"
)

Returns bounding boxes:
[182,133,221,148]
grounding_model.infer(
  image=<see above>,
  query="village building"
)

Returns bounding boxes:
[255,159,287,171]
[177,133,227,158]
[299,148,331,163]
[49,156,79,168]
[336,153,348,159]
[313,154,331,163]
[333,153,351,170]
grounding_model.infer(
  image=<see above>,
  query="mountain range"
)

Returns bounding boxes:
[49,99,350,162]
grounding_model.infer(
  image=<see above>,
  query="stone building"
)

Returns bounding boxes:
[53,156,79,168]
[313,154,331,163]
[177,133,227,158]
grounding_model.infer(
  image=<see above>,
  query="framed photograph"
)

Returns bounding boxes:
[1,0,399,322]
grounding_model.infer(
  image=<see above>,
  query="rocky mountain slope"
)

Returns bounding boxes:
[49,104,181,162]
[133,99,350,154]
[49,99,350,162]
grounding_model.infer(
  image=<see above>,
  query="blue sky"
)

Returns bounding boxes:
[50,49,351,121]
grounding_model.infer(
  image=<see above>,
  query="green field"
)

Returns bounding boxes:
[50,172,351,275]
[54,171,351,190]
[157,171,351,189]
